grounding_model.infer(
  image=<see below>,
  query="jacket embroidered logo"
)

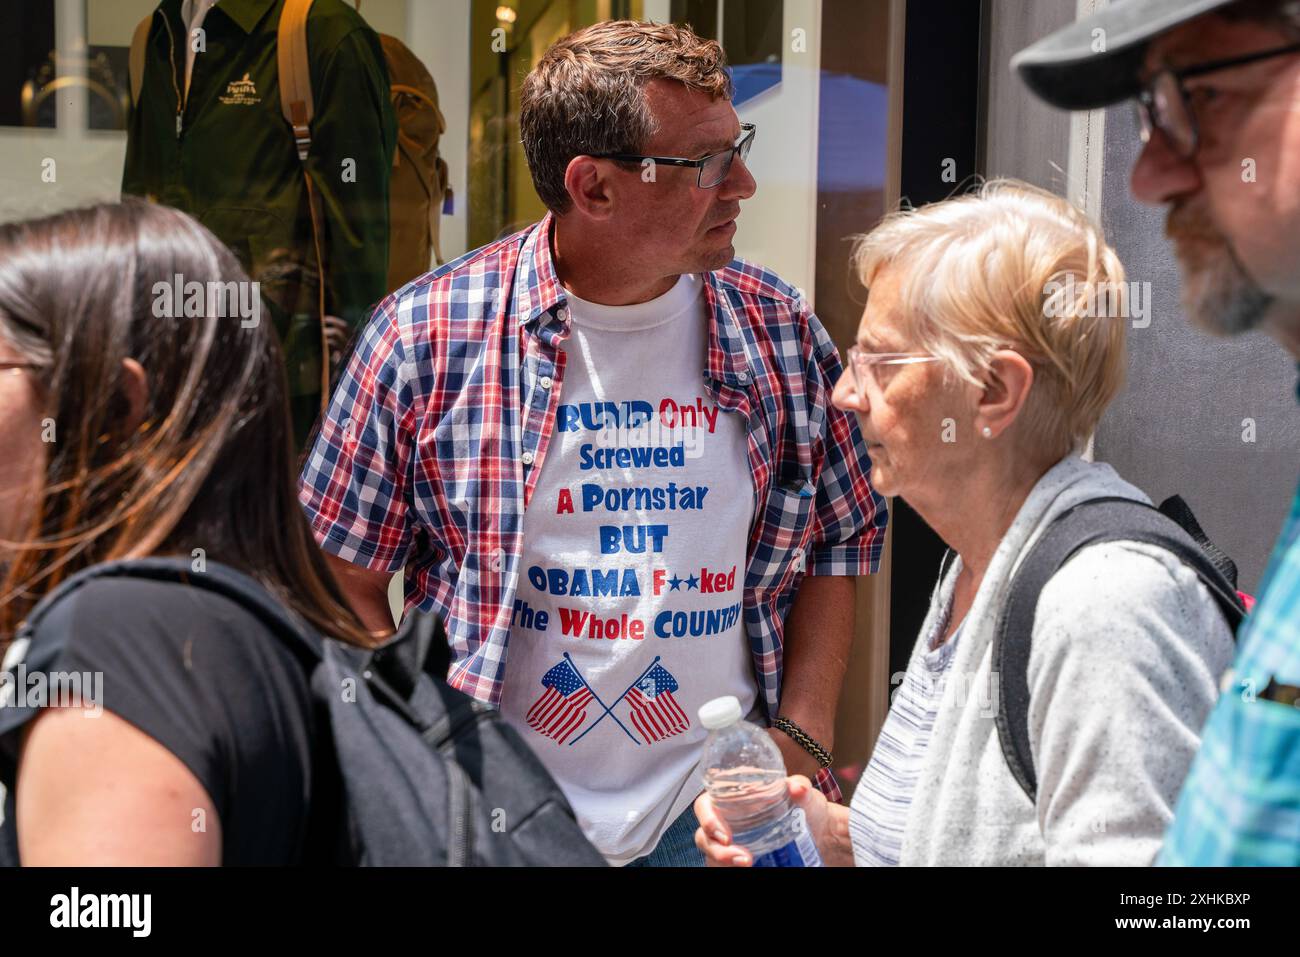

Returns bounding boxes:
[219,73,260,106]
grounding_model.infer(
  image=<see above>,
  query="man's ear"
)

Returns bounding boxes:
[120,358,149,437]
[562,155,616,221]
[977,350,1034,439]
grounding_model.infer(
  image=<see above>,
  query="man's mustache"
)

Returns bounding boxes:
[1165,201,1220,245]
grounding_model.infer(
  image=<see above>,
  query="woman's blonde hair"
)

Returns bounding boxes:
[853,179,1127,458]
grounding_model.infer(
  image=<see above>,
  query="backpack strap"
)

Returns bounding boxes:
[996,496,1245,803]
[128,14,153,107]
[0,556,326,802]
[8,558,324,669]
[276,0,332,408]
[278,0,317,163]
[370,611,450,699]
[1157,494,1239,591]
[3,555,448,733]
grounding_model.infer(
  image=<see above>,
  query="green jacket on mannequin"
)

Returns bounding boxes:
[122,0,397,446]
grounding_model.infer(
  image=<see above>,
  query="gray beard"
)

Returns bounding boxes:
[1170,210,1275,336]
[1182,256,1275,336]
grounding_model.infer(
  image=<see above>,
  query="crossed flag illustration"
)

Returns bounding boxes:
[525,653,690,746]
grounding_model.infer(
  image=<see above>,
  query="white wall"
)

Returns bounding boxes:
[405,0,470,261]
[727,0,822,301]
[642,0,671,23]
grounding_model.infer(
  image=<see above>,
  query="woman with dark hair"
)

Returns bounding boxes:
[0,199,376,864]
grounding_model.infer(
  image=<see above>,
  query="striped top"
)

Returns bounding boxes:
[849,611,965,867]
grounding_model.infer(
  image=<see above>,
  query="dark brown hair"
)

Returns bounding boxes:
[0,199,370,648]
[519,19,733,214]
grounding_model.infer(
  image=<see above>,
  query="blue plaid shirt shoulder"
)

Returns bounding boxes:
[299,216,888,753]
[1160,471,1300,865]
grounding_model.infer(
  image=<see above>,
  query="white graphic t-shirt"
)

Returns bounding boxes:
[500,273,756,865]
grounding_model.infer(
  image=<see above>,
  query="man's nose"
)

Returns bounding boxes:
[1130,128,1202,206]
[719,154,757,201]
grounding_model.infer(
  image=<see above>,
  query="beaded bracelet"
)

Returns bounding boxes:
[773,716,833,769]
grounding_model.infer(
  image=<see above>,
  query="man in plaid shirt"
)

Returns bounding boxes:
[1016,0,1300,864]
[299,21,886,865]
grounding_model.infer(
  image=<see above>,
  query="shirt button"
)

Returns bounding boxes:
[521,451,535,466]
[539,376,553,389]
[556,307,569,322]
[489,548,504,572]
[736,371,751,384]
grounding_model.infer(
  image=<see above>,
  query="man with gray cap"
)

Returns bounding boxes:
[1014,0,1300,865]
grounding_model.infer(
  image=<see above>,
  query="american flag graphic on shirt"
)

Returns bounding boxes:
[624,663,690,743]
[527,659,594,744]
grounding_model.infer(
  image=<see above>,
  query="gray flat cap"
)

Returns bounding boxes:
[1012,0,1238,109]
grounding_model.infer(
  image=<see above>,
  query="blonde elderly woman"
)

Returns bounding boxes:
[694,180,1238,867]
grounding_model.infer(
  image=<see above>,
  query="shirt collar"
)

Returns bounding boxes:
[187,0,275,34]
[180,0,219,25]
[702,270,755,387]
[516,215,753,386]
[514,213,566,327]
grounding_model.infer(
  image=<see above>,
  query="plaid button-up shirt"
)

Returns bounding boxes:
[1160,461,1300,865]
[299,215,888,798]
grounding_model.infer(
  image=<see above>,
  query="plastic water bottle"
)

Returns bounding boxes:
[698,696,823,867]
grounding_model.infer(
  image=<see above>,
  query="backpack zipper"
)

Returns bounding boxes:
[159,12,185,138]
[444,760,472,867]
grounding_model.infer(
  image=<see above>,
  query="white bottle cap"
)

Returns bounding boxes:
[698,695,743,730]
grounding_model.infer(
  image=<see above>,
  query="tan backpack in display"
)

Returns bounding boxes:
[277,0,453,291]
[377,32,452,289]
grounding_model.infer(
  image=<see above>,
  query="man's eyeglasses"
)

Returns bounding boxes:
[844,346,940,397]
[592,123,756,189]
[1136,40,1300,159]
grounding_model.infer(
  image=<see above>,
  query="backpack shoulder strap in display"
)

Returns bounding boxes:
[128,14,154,107]
[995,496,1245,803]
[278,0,317,162]
[276,0,332,406]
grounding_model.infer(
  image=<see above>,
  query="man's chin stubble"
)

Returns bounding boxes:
[1168,208,1273,336]
[1176,246,1274,336]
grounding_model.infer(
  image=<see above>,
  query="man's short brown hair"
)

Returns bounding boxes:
[519,20,733,214]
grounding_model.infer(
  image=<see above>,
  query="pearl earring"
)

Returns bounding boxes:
[981,426,992,438]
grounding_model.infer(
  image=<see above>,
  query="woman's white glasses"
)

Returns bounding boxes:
[845,346,940,395]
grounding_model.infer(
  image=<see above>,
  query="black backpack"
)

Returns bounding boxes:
[941,495,1246,804]
[0,557,606,867]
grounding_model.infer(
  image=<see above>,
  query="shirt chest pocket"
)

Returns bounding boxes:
[749,477,817,592]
